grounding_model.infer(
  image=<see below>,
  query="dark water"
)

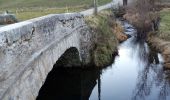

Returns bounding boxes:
[37,22,170,100]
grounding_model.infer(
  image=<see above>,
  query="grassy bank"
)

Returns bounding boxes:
[0,0,112,21]
[147,8,170,69]
[159,8,170,41]
[85,10,118,67]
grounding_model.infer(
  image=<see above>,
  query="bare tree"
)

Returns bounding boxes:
[124,0,160,39]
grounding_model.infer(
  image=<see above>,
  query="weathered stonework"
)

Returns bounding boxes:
[0,13,92,100]
[0,1,120,99]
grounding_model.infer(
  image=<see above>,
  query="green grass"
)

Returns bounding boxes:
[12,7,84,21]
[0,0,112,9]
[159,8,170,41]
[0,0,112,21]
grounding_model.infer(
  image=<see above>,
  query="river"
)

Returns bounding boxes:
[36,22,170,100]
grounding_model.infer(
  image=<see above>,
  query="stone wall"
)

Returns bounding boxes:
[0,13,92,100]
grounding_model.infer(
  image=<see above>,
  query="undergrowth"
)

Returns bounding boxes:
[85,10,118,67]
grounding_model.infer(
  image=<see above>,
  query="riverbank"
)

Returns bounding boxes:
[119,1,170,69]
[85,10,119,67]
[147,8,170,69]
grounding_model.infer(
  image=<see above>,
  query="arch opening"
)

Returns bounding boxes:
[55,47,82,67]
[36,48,101,100]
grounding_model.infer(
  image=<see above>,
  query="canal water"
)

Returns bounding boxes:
[37,22,170,100]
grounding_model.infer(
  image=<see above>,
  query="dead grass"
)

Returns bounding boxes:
[85,10,118,67]
[113,22,128,42]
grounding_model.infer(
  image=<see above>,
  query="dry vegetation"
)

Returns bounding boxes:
[146,1,170,69]
[85,10,118,67]
[123,0,160,39]
[113,22,128,42]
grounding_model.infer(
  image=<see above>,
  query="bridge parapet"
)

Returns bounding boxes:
[0,13,92,100]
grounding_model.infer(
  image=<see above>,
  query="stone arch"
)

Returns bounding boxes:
[54,47,82,67]
[36,47,82,99]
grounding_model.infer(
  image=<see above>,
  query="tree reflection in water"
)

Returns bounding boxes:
[131,40,170,100]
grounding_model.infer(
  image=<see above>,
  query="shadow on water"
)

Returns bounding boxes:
[36,66,101,100]
[37,22,170,100]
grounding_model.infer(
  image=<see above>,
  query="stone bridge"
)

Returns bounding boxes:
[0,13,92,100]
[0,1,124,99]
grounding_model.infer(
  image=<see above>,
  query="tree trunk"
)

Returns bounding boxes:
[123,0,127,6]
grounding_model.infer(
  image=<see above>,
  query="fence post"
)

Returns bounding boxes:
[123,0,127,6]
[94,0,98,15]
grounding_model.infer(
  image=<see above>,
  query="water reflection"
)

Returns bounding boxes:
[132,54,170,100]
[123,22,170,100]
[90,22,170,100]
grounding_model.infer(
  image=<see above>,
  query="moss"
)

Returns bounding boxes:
[85,9,118,67]
[94,46,113,67]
